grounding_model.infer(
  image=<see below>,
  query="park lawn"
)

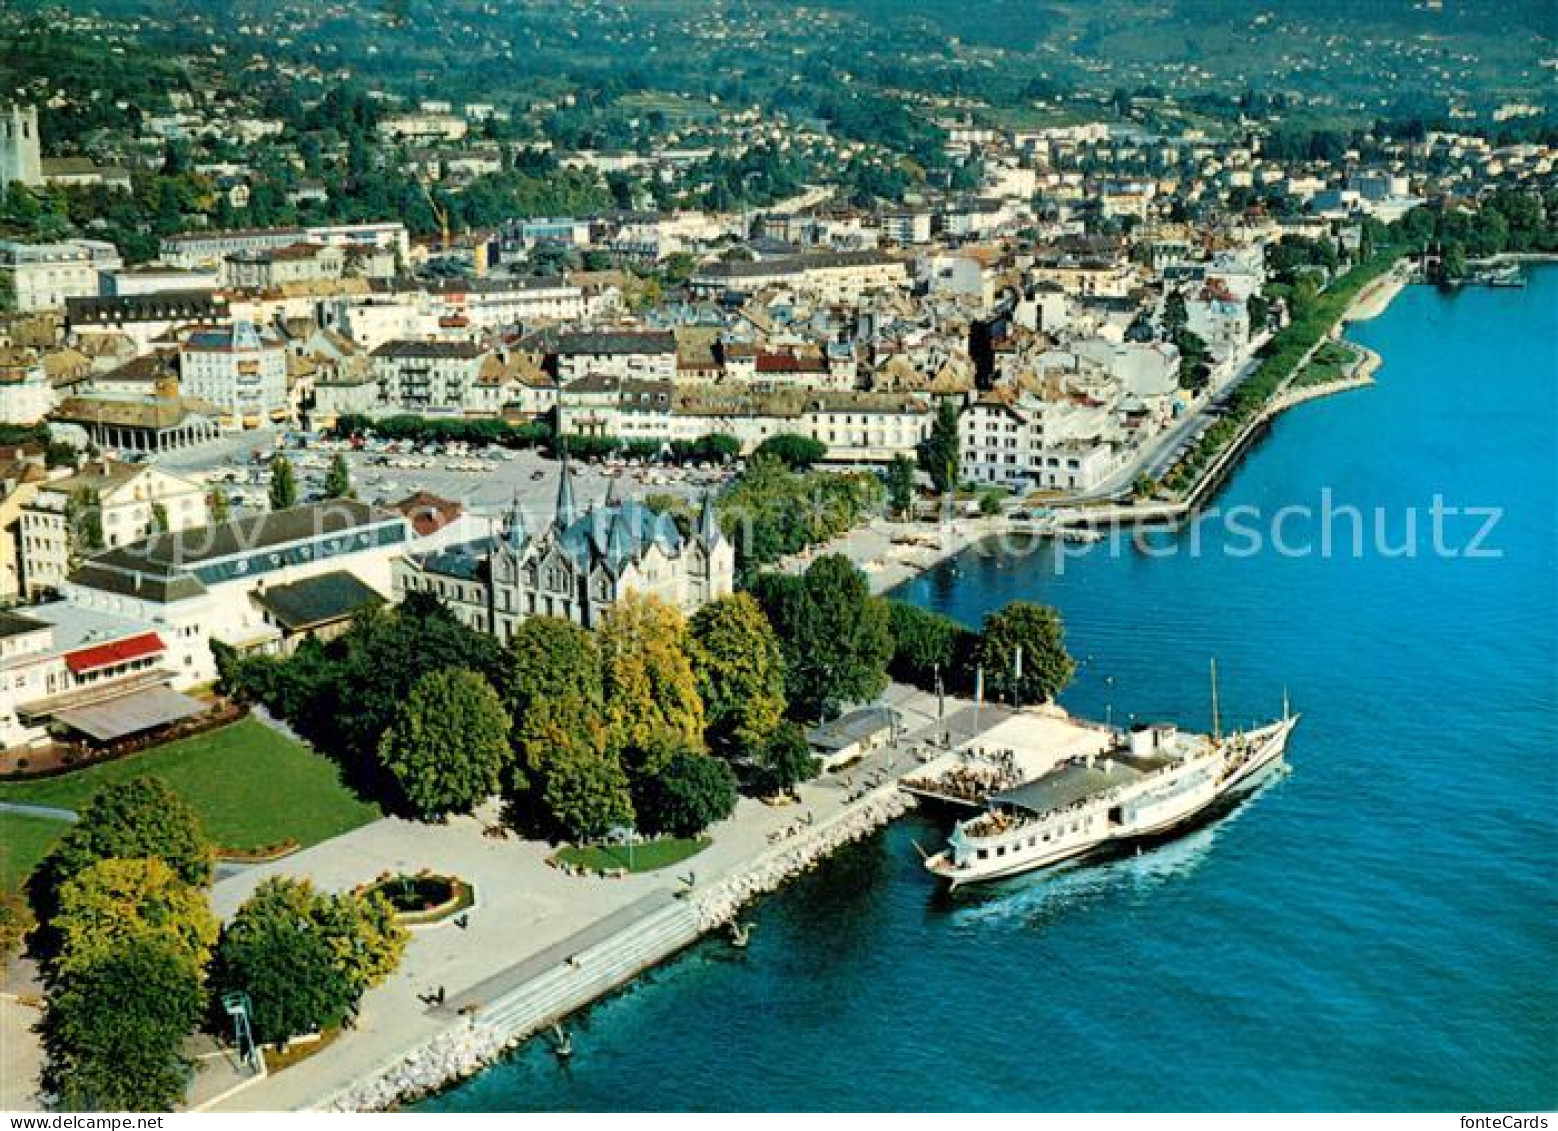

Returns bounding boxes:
[556,836,710,875]
[0,718,380,855]
[0,811,68,891]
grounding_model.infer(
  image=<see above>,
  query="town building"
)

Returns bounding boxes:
[66,292,231,354]
[0,603,209,751]
[689,250,910,302]
[178,322,290,428]
[222,241,346,289]
[959,392,1124,492]
[19,461,210,598]
[558,378,932,462]
[369,340,489,415]
[49,395,225,457]
[0,239,124,312]
[0,353,53,423]
[552,330,678,383]
[160,222,408,270]
[395,470,733,638]
[61,500,410,684]
[0,446,48,601]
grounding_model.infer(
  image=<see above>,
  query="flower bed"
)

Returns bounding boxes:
[215,838,301,864]
[359,871,474,926]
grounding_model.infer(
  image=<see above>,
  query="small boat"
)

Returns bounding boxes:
[729,921,752,948]
[924,664,1297,888]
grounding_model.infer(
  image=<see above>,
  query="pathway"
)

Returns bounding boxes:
[206,683,978,1111]
[0,801,77,823]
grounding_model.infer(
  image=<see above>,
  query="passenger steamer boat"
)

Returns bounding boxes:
[924,673,1297,888]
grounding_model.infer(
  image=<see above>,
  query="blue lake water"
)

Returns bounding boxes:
[425,269,1558,1112]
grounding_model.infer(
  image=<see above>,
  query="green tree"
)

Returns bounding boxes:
[44,934,205,1112]
[753,433,827,470]
[35,777,212,922]
[503,616,603,723]
[885,454,916,518]
[633,748,738,838]
[0,890,35,965]
[752,555,893,721]
[310,888,407,996]
[213,877,403,1046]
[751,721,818,797]
[1246,293,1271,334]
[237,594,505,796]
[1440,240,1468,283]
[323,453,354,499]
[378,668,511,820]
[886,601,973,690]
[52,857,217,981]
[65,488,104,555]
[1162,287,1188,338]
[599,594,704,762]
[213,879,353,1046]
[268,454,298,511]
[916,399,961,494]
[209,485,231,523]
[975,601,1075,705]
[543,745,636,842]
[687,593,786,764]
[150,502,169,533]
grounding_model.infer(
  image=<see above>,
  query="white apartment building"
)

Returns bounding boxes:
[553,331,678,383]
[0,357,53,424]
[161,222,408,271]
[178,322,290,428]
[960,393,1123,492]
[424,276,586,329]
[222,241,346,289]
[370,340,489,414]
[880,211,934,245]
[559,378,932,462]
[689,250,910,303]
[19,462,209,598]
[0,603,207,750]
[0,239,123,312]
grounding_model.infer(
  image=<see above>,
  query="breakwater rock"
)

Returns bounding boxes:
[694,787,916,929]
[325,1019,516,1112]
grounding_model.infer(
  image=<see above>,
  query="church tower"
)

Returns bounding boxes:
[0,105,43,191]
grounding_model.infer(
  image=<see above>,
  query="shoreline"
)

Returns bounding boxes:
[317,788,918,1112]
[796,267,1412,589]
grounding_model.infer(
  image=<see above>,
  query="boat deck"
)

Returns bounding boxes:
[992,758,1143,816]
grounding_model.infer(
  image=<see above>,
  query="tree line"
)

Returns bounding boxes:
[15,777,405,1111]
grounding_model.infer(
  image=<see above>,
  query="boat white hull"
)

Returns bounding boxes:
[928,716,1296,888]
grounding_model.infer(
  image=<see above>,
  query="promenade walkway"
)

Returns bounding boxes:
[205,682,969,1111]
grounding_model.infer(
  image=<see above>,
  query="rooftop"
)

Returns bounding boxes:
[252,570,384,631]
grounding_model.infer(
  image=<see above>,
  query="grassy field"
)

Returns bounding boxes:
[1293,340,1362,389]
[0,812,68,891]
[0,718,380,862]
[555,836,710,875]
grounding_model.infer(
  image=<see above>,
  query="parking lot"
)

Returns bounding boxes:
[150,427,733,524]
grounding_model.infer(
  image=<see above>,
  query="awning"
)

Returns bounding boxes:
[64,632,165,675]
[51,686,207,742]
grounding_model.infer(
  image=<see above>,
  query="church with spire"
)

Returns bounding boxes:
[392,461,734,639]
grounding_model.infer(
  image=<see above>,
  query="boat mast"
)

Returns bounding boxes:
[1210,657,1221,741]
